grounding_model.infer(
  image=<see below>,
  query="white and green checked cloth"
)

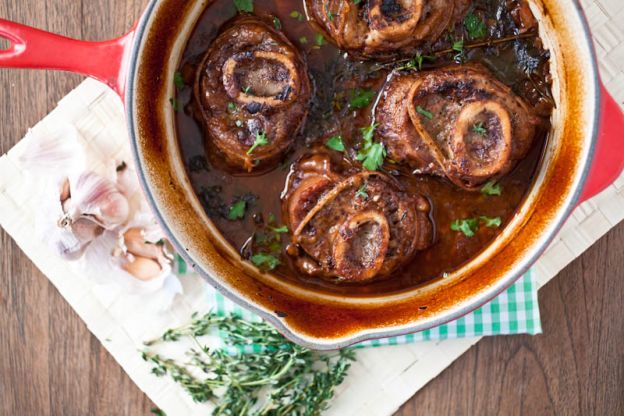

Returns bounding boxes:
[173,256,541,350]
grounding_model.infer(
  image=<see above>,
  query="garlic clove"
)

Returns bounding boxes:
[66,172,130,229]
[19,124,85,179]
[122,255,163,281]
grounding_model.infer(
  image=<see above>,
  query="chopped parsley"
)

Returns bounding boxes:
[227,200,247,221]
[356,182,368,199]
[450,218,479,237]
[299,36,308,44]
[352,0,362,4]
[273,16,281,30]
[464,12,487,40]
[451,216,503,237]
[472,121,487,136]
[481,180,502,196]
[251,253,281,270]
[315,33,326,47]
[247,131,269,155]
[169,98,179,112]
[269,225,289,233]
[242,86,252,94]
[349,88,376,109]
[356,124,386,171]
[174,71,185,89]
[227,102,237,112]
[325,135,345,152]
[325,3,335,20]
[233,0,253,12]
[290,10,305,21]
[396,54,436,71]
[416,106,434,120]
[480,216,502,228]
[452,39,464,52]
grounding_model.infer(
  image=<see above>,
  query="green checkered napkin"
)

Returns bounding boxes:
[175,257,541,350]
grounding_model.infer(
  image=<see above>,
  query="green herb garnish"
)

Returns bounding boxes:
[480,216,502,228]
[356,182,368,199]
[272,16,281,30]
[290,10,305,21]
[349,88,376,109]
[233,0,253,12]
[299,36,308,44]
[315,33,326,47]
[325,135,345,152]
[356,124,386,171]
[416,106,434,120]
[247,131,268,155]
[227,102,237,112]
[142,311,355,415]
[251,253,281,270]
[269,225,289,233]
[169,98,179,112]
[325,3,335,20]
[227,200,246,220]
[352,0,362,4]
[472,121,487,136]
[452,39,464,52]
[464,12,487,40]
[451,216,503,237]
[242,85,252,95]
[451,218,479,237]
[481,180,502,196]
[174,72,185,89]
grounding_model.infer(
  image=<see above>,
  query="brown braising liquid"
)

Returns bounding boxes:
[174,0,553,295]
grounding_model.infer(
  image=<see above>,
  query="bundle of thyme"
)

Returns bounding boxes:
[142,312,356,415]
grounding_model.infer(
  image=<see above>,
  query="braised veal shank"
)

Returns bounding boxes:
[283,152,433,282]
[194,16,311,172]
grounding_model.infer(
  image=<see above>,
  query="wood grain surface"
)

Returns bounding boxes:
[0,1,622,415]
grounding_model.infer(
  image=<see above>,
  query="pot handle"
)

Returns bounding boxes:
[0,18,134,97]
[578,84,624,203]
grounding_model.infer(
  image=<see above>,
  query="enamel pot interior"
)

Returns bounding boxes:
[126,0,599,349]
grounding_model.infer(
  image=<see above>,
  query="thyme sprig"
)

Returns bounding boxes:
[142,312,356,415]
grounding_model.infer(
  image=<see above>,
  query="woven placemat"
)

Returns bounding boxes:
[0,0,622,414]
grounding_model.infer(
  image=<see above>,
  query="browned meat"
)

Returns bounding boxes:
[194,16,311,172]
[306,0,471,59]
[376,65,539,188]
[283,151,433,282]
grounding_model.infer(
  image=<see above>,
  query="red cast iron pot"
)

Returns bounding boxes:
[0,0,622,349]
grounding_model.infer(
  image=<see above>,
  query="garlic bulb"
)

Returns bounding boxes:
[19,124,85,180]
[63,172,130,230]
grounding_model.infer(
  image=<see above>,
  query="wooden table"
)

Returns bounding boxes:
[0,1,622,414]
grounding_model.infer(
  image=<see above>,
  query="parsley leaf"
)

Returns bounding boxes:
[452,39,464,52]
[356,124,386,171]
[464,12,487,40]
[472,122,487,136]
[273,16,281,30]
[299,36,308,44]
[242,86,252,94]
[480,216,502,228]
[233,0,253,12]
[269,225,289,233]
[325,135,345,152]
[349,88,376,109]
[451,218,479,237]
[247,131,269,155]
[169,98,179,112]
[352,0,362,4]
[315,33,326,47]
[356,182,368,199]
[416,106,434,120]
[290,10,305,21]
[227,200,246,220]
[174,72,185,89]
[227,102,237,112]
[481,180,502,196]
[251,253,281,270]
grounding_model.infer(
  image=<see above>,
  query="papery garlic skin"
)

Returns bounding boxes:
[19,124,86,181]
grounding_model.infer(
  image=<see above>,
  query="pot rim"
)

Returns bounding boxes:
[124,0,601,350]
